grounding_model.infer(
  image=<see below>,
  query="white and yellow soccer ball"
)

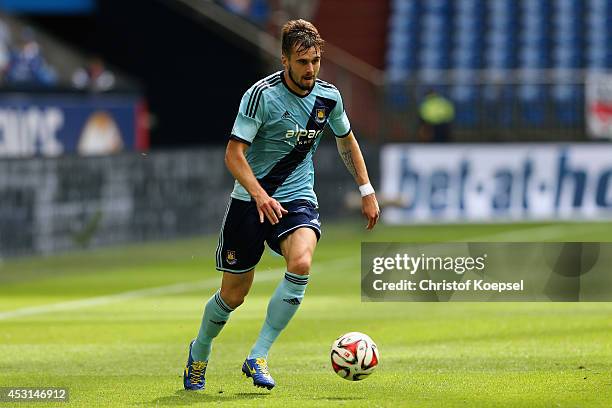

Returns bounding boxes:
[330,332,380,381]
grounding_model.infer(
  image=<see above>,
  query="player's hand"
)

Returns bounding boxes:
[254,192,288,224]
[362,194,380,230]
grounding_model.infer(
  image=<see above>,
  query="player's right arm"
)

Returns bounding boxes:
[227,82,287,224]
[224,140,287,224]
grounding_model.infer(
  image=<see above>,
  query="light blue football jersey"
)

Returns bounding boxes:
[229,71,351,205]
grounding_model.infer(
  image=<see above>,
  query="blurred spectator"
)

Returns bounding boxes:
[417,90,455,143]
[221,0,251,16]
[0,18,11,81]
[269,0,318,33]
[277,0,318,20]
[0,17,10,43]
[72,57,115,92]
[5,27,57,86]
[219,0,269,26]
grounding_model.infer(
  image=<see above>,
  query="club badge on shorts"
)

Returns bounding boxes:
[226,250,237,265]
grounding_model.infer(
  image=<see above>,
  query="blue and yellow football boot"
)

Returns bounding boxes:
[183,340,207,390]
[241,357,275,389]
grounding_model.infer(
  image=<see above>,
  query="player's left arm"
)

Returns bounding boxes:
[336,131,380,230]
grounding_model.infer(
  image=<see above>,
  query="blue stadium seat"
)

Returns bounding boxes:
[421,32,451,50]
[552,84,583,125]
[486,49,516,70]
[522,0,550,13]
[391,0,418,15]
[518,83,547,125]
[482,84,515,127]
[586,50,612,69]
[419,49,450,70]
[423,0,452,14]
[555,31,583,48]
[520,47,550,68]
[451,83,478,126]
[455,16,485,36]
[487,30,518,48]
[556,0,583,14]
[553,47,583,68]
[418,70,446,85]
[554,15,583,33]
[421,14,450,33]
[386,80,409,108]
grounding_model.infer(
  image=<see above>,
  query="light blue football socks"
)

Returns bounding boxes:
[191,290,234,362]
[248,272,309,359]
[191,272,308,362]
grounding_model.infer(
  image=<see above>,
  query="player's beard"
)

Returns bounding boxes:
[289,66,316,92]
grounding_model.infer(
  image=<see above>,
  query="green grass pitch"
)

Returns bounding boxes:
[1,221,612,407]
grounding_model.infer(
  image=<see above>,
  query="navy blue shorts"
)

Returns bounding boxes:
[215,198,321,273]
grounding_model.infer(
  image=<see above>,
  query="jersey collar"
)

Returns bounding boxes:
[280,71,314,98]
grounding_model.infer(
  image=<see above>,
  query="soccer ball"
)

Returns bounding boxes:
[330,332,379,381]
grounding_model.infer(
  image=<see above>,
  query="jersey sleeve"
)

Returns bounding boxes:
[230,87,266,145]
[328,92,351,138]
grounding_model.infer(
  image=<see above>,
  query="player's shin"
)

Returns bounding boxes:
[191,289,234,361]
[248,272,309,359]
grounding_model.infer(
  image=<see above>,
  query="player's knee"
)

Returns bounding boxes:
[219,289,247,309]
[288,254,312,275]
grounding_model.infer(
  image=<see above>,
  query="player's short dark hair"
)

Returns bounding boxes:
[281,19,324,57]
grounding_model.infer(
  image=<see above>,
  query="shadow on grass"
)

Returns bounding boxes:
[149,389,269,405]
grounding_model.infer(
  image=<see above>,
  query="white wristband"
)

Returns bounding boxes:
[359,183,375,197]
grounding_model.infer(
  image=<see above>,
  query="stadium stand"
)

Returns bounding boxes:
[0,11,134,90]
[0,16,57,86]
[386,0,612,139]
[388,0,612,75]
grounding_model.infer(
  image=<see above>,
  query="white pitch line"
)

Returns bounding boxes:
[0,257,355,321]
[0,223,578,321]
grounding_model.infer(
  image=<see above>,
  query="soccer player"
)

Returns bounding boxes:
[184,19,379,391]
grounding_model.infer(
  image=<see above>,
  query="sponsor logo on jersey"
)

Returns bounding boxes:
[285,128,323,151]
[285,129,323,139]
[282,110,292,119]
